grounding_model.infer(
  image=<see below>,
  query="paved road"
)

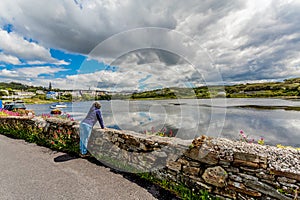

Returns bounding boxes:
[0,134,175,200]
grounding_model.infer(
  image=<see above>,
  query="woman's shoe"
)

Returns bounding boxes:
[79,152,91,158]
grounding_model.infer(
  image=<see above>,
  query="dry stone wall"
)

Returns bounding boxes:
[89,129,300,200]
[0,116,299,199]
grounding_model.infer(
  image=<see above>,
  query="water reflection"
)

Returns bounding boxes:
[26,98,300,147]
[106,99,224,140]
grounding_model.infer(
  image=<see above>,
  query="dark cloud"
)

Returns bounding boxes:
[0,0,177,54]
[111,49,181,66]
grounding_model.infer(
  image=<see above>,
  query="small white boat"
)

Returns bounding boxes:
[50,102,67,109]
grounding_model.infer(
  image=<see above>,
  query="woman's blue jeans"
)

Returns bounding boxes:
[79,122,92,155]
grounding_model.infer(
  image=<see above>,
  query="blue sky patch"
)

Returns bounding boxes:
[78,58,118,74]
[3,24,13,33]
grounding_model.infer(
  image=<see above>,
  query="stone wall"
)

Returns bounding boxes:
[0,116,299,199]
[89,128,300,200]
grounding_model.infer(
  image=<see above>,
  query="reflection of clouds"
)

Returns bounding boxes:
[222,110,300,147]
[105,99,213,140]
[28,99,300,146]
[105,100,300,145]
[288,119,300,129]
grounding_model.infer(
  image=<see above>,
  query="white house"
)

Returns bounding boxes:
[46,91,57,99]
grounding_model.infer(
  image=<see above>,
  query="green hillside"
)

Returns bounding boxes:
[225,78,300,98]
[130,77,300,99]
[1,77,300,100]
[0,82,46,91]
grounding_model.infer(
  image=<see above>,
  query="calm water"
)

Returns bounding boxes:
[26,98,300,146]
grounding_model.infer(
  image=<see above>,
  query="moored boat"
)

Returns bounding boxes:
[50,102,67,109]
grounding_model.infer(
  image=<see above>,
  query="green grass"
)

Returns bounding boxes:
[139,172,219,200]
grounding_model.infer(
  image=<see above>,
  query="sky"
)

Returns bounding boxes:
[0,0,300,91]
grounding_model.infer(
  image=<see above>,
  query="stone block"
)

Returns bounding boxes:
[239,173,258,181]
[234,152,267,164]
[270,169,300,182]
[228,181,261,197]
[229,174,243,182]
[219,159,231,166]
[279,182,299,190]
[139,143,148,151]
[245,180,292,200]
[277,176,297,184]
[126,137,140,147]
[241,166,265,173]
[261,179,280,188]
[184,146,219,165]
[166,169,177,177]
[188,161,201,168]
[183,166,200,177]
[234,152,258,162]
[177,158,189,165]
[184,148,199,159]
[214,187,237,199]
[195,181,212,192]
[202,166,228,187]
[166,161,181,172]
[233,159,259,168]
[225,166,239,173]
[192,135,207,147]
[256,171,275,181]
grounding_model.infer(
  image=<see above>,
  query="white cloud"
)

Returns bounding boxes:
[0,66,68,79]
[0,29,50,61]
[27,60,70,66]
[1,0,300,87]
[68,69,142,91]
[0,29,68,65]
[0,69,18,77]
[17,66,69,78]
[0,53,21,65]
[69,49,207,91]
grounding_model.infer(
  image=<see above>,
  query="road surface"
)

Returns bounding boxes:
[0,134,176,200]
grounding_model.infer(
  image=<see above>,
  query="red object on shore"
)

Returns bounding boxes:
[50,109,62,115]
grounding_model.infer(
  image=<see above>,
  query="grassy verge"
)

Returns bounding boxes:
[139,173,219,200]
[0,120,79,155]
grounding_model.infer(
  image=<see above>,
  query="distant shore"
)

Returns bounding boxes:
[8,95,300,106]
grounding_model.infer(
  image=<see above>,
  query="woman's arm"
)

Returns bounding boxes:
[96,110,105,129]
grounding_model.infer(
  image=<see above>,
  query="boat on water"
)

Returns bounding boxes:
[50,102,67,109]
